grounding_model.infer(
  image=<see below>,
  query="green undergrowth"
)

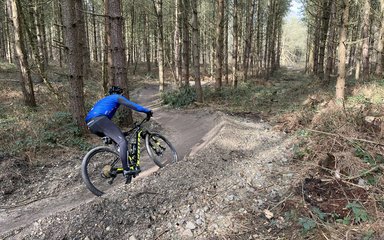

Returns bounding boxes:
[161,69,322,116]
[0,107,90,156]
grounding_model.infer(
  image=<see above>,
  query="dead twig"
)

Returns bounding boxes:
[154,229,170,240]
[270,192,294,210]
[344,165,382,180]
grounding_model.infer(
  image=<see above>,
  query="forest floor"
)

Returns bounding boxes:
[0,64,383,239]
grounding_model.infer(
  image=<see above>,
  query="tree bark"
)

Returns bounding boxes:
[336,0,349,102]
[174,0,182,87]
[318,0,332,79]
[324,0,336,83]
[224,0,229,85]
[182,0,190,86]
[144,13,151,73]
[8,0,36,107]
[105,0,133,125]
[376,0,384,76]
[243,0,256,81]
[361,0,371,81]
[153,0,165,91]
[215,0,224,90]
[191,0,203,103]
[232,0,239,88]
[62,0,87,130]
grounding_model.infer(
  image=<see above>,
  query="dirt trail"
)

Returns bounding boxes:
[1,83,297,239]
[0,84,219,237]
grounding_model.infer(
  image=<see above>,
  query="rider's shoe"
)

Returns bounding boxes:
[124,170,133,184]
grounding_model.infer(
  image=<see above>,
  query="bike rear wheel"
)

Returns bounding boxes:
[145,132,178,168]
[81,146,123,196]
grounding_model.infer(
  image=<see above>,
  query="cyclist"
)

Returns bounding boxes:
[85,86,152,182]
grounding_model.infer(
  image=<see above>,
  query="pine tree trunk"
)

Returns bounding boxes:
[153,0,165,91]
[62,0,87,130]
[174,0,182,87]
[232,0,239,87]
[191,0,203,103]
[243,0,256,81]
[256,0,262,76]
[8,0,36,107]
[324,0,336,83]
[92,4,98,62]
[144,13,151,73]
[312,16,321,75]
[361,0,371,81]
[224,0,229,85]
[215,0,224,90]
[182,0,190,86]
[336,0,349,102]
[376,0,384,76]
[318,0,331,79]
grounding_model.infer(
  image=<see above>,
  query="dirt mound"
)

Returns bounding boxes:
[1,114,296,239]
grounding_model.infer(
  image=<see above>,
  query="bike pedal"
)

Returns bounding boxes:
[125,175,132,184]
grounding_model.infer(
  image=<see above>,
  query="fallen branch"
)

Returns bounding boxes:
[306,128,384,146]
[344,165,383,180]
[270,192,294,210]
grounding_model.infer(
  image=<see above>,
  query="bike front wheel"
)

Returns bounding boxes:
[81,146,123,196]
[145,132,178,168]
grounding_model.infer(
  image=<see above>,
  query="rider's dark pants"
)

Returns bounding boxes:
[86,116,129,171]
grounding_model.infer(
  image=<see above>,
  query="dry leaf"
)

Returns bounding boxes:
[263,209,274,219]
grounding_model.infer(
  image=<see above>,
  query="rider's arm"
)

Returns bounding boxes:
[117,96,151,113]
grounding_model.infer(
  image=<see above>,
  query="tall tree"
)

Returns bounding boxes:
[361,0,371,81]
[62,0,87,130]
[215,0,224,90]
[105,0,133,125]
[153,0,165,91]
[242,0,256,81]
[191,0,203,103]
[232,0,239,87]
[336,0,349,102]
[8,0,36,107]
[376,0,384,76]
[182,0,190,86]
[324,0,337,83]
[174,0,182,87]
[318,0,332,79]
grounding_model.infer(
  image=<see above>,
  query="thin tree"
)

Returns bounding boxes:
[376,0,384,76]
[336,0,349,102]
[232,0,239,88]
[8,0,36,107]
[324,0,337,83]
[243,0,256,81]
[191,0,202,103]
[318,0,332,79]
[174,0,182,87]
[361,0,371,81]
[215,0,224,90]
[182,0,190,86]
[153,0,165,91]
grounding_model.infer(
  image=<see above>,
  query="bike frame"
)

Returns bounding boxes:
[114,118,149,174]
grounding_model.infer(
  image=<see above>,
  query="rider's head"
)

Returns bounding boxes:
[108,86,124,95]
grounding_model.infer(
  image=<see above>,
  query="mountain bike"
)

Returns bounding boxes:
[81,117,178,196]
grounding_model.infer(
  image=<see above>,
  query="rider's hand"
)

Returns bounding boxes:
[146,110,153,120]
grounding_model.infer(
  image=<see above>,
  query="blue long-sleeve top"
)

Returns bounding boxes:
[85,94,150,122]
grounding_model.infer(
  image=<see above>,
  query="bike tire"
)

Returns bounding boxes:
[145,132,178,168]
[81,146,122,196]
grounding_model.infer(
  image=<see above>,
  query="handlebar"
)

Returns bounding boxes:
[123,115,150,136]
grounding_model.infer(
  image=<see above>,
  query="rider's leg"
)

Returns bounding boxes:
[87,116,130,171]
